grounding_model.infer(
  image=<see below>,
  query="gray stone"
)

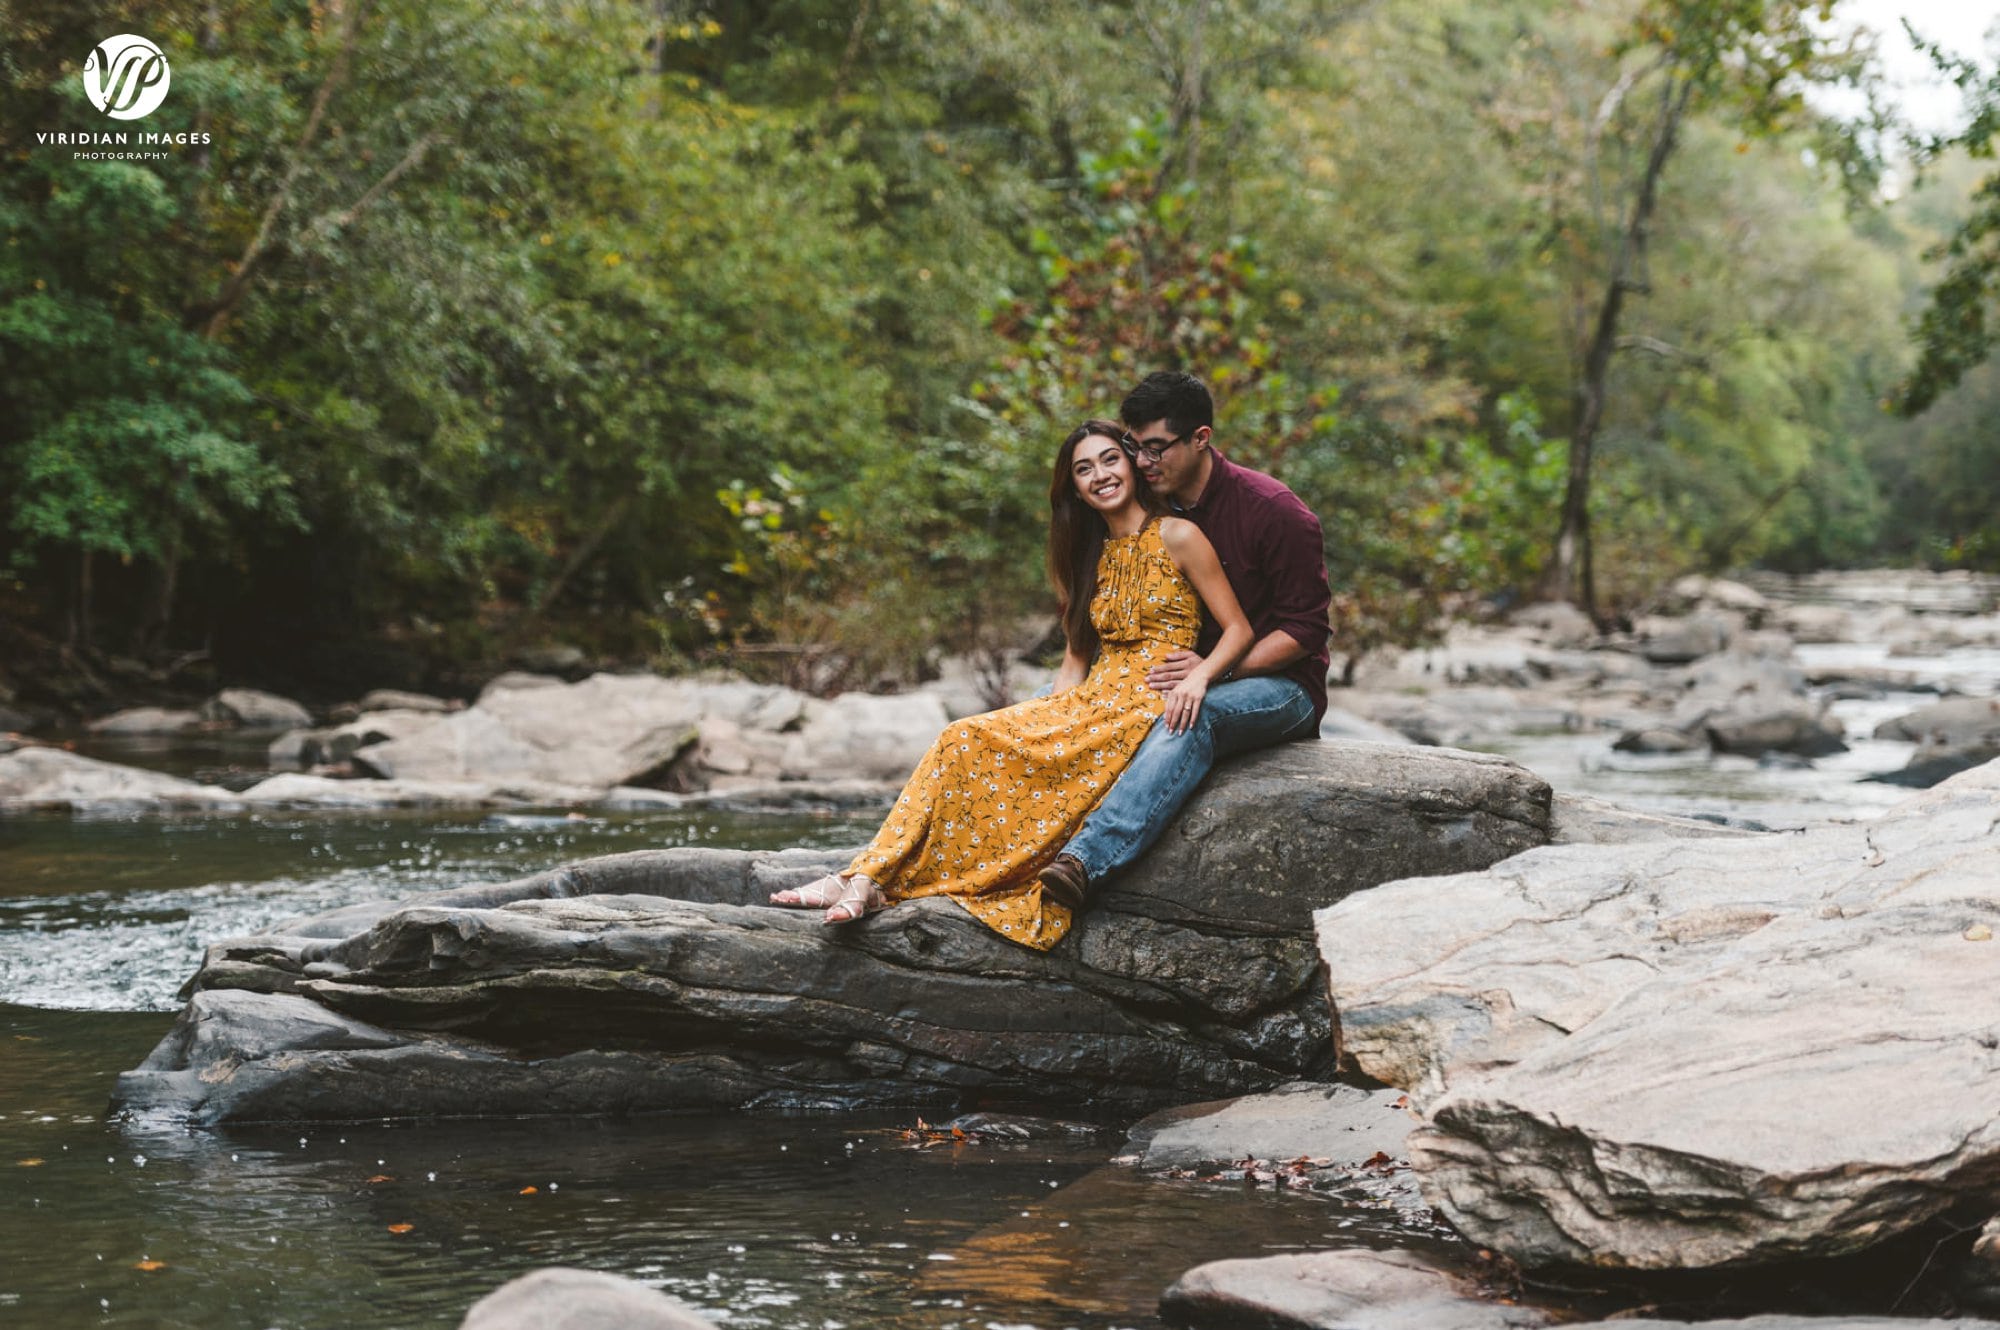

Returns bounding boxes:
[1703,701,1847,757]
[1318,707,1414,745]
[359,688,454,713]
[1779,603,1856,644]
[1547,794,1754,845]
[514,644,588,674]
[1635,612,1737,664]
[289,708,449,768]
[1121,1082,1415,1172]
[0,747,240,813]
[85,706,202,735]
[200,688,313,729]
[1317,760,2000,1270]
[459,1267,719,1330]
[1963,1215,2000,1311]
[1612,726,1705,754]
[1665,576,1770,619]
[1159,1247,1546,1330]
[358,672,941,793]
[779,691,953,783]
[1511,601,1598,649]
[115,742,1554,1124]
[1872,696,2000,768]
[234,772,607,809]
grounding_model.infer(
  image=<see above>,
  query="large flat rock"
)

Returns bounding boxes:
[1315,760,2000,1271]
[0,747,243,813]
[357,671,950,790]
[116,742,1552,1124]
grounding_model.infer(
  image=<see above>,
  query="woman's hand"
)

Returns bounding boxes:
[1162,674,1207,734]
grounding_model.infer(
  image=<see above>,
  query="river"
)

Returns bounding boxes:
[0,642,1988,1328]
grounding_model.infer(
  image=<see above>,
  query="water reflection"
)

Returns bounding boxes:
[2,1007,1429,1330]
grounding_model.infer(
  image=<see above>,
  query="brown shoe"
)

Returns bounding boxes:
[1035,854,1089,912]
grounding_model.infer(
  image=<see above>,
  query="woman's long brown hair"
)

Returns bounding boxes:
[1046,419,1167,664]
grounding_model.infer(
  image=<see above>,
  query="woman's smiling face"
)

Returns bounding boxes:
[1071,432,1136,513]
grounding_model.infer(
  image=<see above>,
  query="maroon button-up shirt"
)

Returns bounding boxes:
[1172,449,1333,725]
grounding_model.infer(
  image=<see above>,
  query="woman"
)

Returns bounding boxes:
[769,420,1252,950]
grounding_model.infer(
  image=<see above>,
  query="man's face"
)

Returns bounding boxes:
[1127,418,1208,503]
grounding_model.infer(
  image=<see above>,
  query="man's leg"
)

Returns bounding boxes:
[1048,676,1315,901]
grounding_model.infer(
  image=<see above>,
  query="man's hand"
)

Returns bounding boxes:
[1146,649,1206,692]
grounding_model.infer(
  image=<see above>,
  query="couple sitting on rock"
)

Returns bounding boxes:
[769,372,1333,949]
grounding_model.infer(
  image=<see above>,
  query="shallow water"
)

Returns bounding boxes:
[5,643,1995,1327]
[0,808,1457,1329]
[0,809,877,1012]
[0,1003,1447,1330]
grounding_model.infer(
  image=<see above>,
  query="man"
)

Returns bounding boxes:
[1036,370,1333,911]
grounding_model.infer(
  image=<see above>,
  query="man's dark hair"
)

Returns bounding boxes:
[1120,371,1213,437]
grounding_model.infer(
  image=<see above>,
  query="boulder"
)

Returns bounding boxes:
[1634,612,1738,665]
[1159,1247,1546,1330]
[779,692,952,783]
[1547,794,1755,845]
[1612,726,1705,754]
[1390,627,1554,688]
[234,772,607,809]
[276,708,450,769]
[1120,1081,1415,1173]
[1874,697,2000,748]
[1778,604,1854,644]
[0,747,241,813]
[460,1267,719,1330]
[1511,601,1598,649]
[1665,575,1770,620]
[514,644,588,674]
[354,672,938,793]
[200,688,313,729]
[1316,760,2000,1270]
[85,706,203,735]
[1964,1215,2000,1311]
[1703,701,1847,758]
[358,688,454,714]
[114,742,1554,1124]
[1318,707,1413,745]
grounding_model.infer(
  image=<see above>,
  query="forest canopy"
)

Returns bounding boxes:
[3,0,1997,698]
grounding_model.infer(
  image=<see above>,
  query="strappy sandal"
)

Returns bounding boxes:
[769,874,849,909]
[823,876,886,926]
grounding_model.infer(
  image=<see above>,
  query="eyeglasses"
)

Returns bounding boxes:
[1129,432,1188,463]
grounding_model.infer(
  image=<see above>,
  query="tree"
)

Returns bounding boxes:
[1530,0,1870,617]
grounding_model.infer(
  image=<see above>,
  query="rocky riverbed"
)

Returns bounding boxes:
[21,568,2000,1325]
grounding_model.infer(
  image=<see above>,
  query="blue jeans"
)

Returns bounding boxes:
[1061,675,1316,885]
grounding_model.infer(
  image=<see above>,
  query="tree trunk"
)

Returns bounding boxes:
[138,531,183,650]
[68,550,94,652]
[1541,72,1695,619]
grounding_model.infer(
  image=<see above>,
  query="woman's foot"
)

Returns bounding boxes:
[770,874,848,909]
[823,875,886,925]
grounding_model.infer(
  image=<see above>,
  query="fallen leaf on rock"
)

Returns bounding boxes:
[387,1223,414,1234]
[1967,924,1994,942]
[16,1158,44,1167]
[519,1186,538,1194]
[366,1174,393,1184]
[1391,1094,1409,1109]
[1362,1151,1394,1168]
[133,1260,166,1272]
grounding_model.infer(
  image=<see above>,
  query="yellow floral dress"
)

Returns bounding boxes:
[846,518,1201,950]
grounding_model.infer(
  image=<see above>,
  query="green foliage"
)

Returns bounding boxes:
[0,0,1979,686]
